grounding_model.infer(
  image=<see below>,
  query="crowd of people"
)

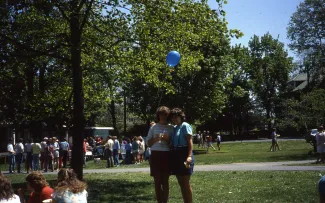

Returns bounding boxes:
[0,168,87,203]
[7,137,70,174]
[82,135,149,167]
[196,130,221,152]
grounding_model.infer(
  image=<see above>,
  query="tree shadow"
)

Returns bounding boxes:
[86,178,154,202]
[10,175,154,203]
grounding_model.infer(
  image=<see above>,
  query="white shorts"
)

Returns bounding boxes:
[54,151,60,158]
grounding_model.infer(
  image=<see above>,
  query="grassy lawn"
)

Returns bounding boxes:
[0,140,313,171]
[193,140,313,165]
[6,171,322,203]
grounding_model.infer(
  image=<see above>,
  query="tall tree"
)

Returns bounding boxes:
[287,0,325,85]
[248,33,293,131]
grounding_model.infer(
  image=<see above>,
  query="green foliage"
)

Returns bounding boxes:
[278,89,325,130]
[248,33,294,130]
[287,0,325,86]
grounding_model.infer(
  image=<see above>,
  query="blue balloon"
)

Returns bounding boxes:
[166,51,181,67]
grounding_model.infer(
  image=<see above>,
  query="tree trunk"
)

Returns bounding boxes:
[266,108,272,132]
[109,100,119,136]
[70,3,84,180]
[26,63,35,138]
[124,94,127,135]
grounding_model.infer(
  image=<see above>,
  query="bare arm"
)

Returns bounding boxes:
[187,134,193,158]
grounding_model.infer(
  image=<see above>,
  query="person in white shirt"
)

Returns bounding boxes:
[25,138,33,173]
[146,106,173,203]
[7,138,15,174]
[216,133,222,151]
[316,126,325,163]
[104,136,114,168]
[0,173,20,203]
[15,138,24,173]
[138,136,145,163]
[32,139,42,171]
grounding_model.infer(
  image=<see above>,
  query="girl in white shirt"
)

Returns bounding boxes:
[0,174,20,203]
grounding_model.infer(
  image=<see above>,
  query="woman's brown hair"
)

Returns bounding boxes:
[26,172,49,192]
[156,106,170,121]
[0,173,15,200]
[56,169,87,194]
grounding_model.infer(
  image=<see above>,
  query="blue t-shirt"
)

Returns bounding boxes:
[172,122,193,146]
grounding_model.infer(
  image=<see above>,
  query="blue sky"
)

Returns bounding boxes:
[207,0,303,58]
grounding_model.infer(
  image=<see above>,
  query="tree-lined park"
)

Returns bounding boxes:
[1,0,325,194]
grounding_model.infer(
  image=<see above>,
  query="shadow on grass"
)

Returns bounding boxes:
[266,153,310,162]
[193,150,227,155]
[86,178,153,202]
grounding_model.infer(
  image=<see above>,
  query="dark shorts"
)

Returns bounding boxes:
[170,147,194,176]
[217,141,221,145]
[149,151,170,176]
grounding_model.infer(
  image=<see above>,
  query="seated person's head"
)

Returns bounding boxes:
[26,172,49,192]
[0,173,15,201]
[57,169,87,194]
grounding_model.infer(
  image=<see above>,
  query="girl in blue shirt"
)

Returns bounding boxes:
[170,108,194,203]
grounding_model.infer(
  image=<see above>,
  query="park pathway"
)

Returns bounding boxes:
[80,160,324,174]
[2,160,324,175]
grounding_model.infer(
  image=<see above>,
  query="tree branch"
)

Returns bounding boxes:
[80,0,95,31]
[0,33,71,63]
[56,3,70,22]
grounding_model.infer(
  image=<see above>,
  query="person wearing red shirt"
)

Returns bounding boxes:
[18,172,53,203]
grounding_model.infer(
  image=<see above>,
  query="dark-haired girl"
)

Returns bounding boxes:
[170,108,194,203]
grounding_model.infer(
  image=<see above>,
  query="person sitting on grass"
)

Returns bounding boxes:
[52,169,88,203]
[0,173,20,203]
[319,175,325,203]
[18,171,54,203]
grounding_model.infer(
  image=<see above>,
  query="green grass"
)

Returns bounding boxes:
[0,141,313,171]
[6,171,323,203]
[193,140,313,165]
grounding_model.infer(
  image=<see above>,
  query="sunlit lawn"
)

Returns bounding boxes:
[7,170,322,203]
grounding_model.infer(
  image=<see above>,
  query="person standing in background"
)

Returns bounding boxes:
[125,138,132,165]
[216,133,222,151]
[32,139,41,171]
[15,138,24,173]
[40,137,48,171]
[83,139,87,167]
[52,137,60,171]
[25,138,33,173]
[197,131,201,148]
[316,126,325,163]
[7,138,15,174]
[59,138,70,168]
[113,136,120,167]
[104,136,114,168]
